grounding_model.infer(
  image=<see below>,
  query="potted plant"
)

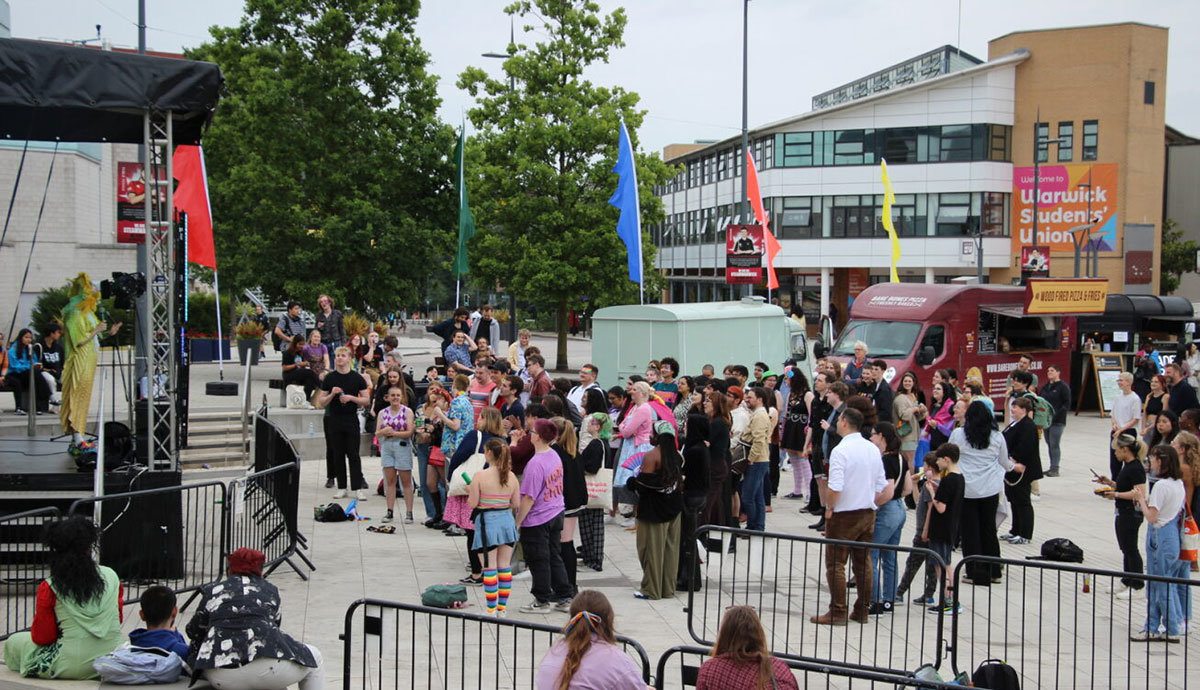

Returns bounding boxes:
[233,303,265,365]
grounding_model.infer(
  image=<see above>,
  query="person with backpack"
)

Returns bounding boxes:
[1039,365,1071,477]
[1001,397,1043,545]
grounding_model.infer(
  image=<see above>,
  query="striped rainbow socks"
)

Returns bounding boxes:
[497,567,512,611]
[483,569,499,612]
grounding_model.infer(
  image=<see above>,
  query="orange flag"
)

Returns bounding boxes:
[745,151,781,290]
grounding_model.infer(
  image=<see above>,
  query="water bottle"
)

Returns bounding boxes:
[307,421,315,437]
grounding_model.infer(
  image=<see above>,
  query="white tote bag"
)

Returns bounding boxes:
[448,433,488,497]
[585,468,613,509]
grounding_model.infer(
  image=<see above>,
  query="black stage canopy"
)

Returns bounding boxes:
[0,39,222,144]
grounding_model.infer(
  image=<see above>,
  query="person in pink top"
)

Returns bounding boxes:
[468,354,497,423]
[613,382,657,526]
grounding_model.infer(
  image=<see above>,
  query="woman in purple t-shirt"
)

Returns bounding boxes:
[516,419,573,613]
[301,330,330,380]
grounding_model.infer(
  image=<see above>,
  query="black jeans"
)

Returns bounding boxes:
[961,494,1002,584]
[677,493,706,590]
[325,415,363,490]
[1115,510,1145,589]
[520,512,572,604]
[1005,482,1034,539]
[5,370,49,413]
[282,367,319,400]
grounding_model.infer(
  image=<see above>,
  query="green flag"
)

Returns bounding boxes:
[453,126,476,277]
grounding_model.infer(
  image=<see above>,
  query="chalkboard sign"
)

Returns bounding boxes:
[1076,352,1125,417]
[978,310,998,355]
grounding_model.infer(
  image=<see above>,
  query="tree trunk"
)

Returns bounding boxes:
[556,299,569,372]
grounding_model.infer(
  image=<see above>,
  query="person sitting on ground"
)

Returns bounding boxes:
[697,605,798,690]
[187,548,323,689]
[92,584,188,684]
[535,590,649,690]
[129,585,189,659]
[4,516,124,679]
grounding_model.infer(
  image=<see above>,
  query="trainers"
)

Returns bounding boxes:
[405,512,414,524]
[553,599,572,612]
[1009,536,1030,545]
[520,600,553,614]
[928,602,962,614]
[1044,469,1060,477]
[999,533,1016,542]
[356,489,368,501]
[1114,587,1137,600]
[868,601,893,615]
[15,409,26,416]
[1130,631,1160,642]
[382,510,394,523]
[912,595,934,606]
[445,525,466,537]
[620,517,636,528]
[332,489,348,499]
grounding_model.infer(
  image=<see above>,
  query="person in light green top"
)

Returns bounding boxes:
[4,517,124,679]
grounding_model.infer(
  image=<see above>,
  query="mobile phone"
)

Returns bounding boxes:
[1089,468,1100,478]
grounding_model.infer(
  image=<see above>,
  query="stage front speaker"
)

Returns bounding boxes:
[96,470,184,580]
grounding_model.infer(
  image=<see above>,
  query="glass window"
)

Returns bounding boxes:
[940,124,972,162]
[1083,120,1098,161]
[834,130,865,165]
[1057,122,1073,162]
[989,125,1011,162]
[1035,122,1049,163]
[919,325,946,361]
[830,320,923,358]
[881,128,918,163]
[935,192,973,236]
[1145,81,1155,105]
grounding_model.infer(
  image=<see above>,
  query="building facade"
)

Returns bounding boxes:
[653,23,1170,327]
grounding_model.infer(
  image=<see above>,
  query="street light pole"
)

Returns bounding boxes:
[1027,108,1069,284]
[483,17,519,345]
[740,0,751,298]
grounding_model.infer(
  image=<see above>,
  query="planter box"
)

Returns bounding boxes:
[236,338,261,366]
[189,338,231,363]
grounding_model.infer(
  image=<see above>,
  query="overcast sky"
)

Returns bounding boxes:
[13,1,1200,155]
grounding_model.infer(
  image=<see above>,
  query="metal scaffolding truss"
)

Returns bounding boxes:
[144,111,177,471]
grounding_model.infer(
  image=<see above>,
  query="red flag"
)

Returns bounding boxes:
[173,145,217,269]
[745,151,782,290]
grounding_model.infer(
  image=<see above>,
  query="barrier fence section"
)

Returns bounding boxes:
[655,645,966,690]
[67,480,228,607]
[689,525,949,675]
[950,555,1200,690]
[226,462,304,578]
[0,507,62,641]
[341,599,651,690]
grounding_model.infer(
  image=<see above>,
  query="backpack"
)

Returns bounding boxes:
[1021,392,1054,430]
[93,645,184,684]
[313,502,349,522]
[1026,537,1084,563]
[421,583,468,608]
[972,659,1021,689]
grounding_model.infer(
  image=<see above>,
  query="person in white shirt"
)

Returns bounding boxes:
[1111,372,1142,479]
[1131,444,1188,642]
[811,408,887,625]
[567,364,602,414]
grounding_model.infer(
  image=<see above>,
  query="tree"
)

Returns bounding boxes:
[458,0,673,370]
[187,0,455,316]
[1160,218,1198,294]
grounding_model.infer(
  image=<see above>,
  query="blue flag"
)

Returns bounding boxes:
[608,119,643,286]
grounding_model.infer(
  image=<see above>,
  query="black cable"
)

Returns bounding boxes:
[6,140,59,341]
[0,115,35,250]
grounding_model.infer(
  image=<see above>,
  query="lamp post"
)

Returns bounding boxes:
[1070,168,1095,278]
[483,18,518,345]
[739,0,751,297]
[1028,109,1070,283]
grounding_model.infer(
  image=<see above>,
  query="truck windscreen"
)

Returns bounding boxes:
[830,320,922,359]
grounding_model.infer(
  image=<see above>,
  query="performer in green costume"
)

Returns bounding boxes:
[59,273,120,449]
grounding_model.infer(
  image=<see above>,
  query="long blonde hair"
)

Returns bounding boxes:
[711,605,774,690]
[484,438,512,487]
[477,406,504,435]
[555,591,616,690]
[1174,431,1200,487]
[551,416,578,456]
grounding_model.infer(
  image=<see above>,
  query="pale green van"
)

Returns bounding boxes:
[591,297,811,388]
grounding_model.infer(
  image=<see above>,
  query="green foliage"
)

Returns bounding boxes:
[30,285,135,346]
[187,0,456,315]
[1160,218,1198,294]
[457,0,674,368]
[186,292,237,337]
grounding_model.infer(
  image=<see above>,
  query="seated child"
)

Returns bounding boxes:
[129,585,188,658]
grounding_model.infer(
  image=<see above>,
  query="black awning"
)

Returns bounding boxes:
[0,39,222,144]
[1078,294,1195,333]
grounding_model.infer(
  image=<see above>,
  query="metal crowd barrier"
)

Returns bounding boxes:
[0,507,62,640]
[68,479,228,608]
[689,525,949,675]
[341,598,652,690]
[655,645,964,690]
[949,555,1200,689]
[226,462,310,579]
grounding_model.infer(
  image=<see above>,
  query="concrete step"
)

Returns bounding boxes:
[180,447,246,468]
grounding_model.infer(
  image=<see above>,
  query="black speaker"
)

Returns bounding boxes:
[134,399,175,464]
[96,470,184,580]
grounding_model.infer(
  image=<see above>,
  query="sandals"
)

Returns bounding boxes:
[366,525,396,534]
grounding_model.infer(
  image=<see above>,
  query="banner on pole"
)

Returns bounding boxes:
[116,161,166,244]
[726,224,764,284]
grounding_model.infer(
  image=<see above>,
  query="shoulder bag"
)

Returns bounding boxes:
[448,432,488,496]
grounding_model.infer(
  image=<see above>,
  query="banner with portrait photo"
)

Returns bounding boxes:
[116,162,167,244]
[726,224,763,284]
[1020,245,1051,278]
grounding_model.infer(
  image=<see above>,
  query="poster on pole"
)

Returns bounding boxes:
[116,162,147,244]
[1020,245,1050,279]
[725,224,764,284]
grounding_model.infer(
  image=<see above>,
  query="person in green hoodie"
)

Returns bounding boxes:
[4,517,124,679]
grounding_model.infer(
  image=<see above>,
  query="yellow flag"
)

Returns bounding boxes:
[880,159,901,283]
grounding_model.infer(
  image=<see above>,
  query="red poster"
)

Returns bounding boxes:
[726,224,764,284]
[848,268,870,297]
[116,162,146,244]
[1020,245,1050,277]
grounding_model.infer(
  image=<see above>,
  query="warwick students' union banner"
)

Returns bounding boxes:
[1011,163,1118,255]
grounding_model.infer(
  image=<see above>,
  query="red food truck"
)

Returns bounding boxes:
[821,280,1107,407]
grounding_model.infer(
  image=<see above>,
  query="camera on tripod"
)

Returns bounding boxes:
[100,271,147,309]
